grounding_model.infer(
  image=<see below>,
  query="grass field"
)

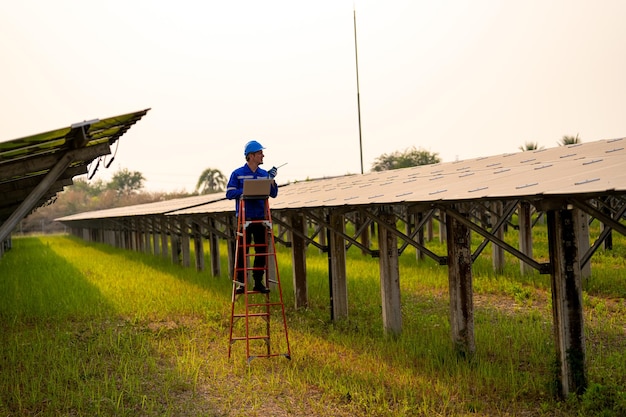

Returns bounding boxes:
[1,229,625,416]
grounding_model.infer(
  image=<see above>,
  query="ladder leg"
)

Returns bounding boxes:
[267,202,291,359]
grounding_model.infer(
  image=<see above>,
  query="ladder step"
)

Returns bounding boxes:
[233,312,270,318]
[231,336,270,341]
[247,302,284,307]
[233,290,276,295]
[248,353,291,360]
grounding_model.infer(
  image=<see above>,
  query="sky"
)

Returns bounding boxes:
[2,0,625,193]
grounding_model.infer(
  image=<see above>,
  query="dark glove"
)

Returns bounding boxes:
[268,166,278,179]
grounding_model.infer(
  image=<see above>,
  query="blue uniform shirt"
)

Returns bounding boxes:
[225,164,278,218]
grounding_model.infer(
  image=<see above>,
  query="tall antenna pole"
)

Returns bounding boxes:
[353,7,364,174]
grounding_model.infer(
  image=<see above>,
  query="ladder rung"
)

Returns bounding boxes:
[233,312,270,318]
[233,289,274,295]
[245,250,274,254]
[246,353,291,362]
[247,302,284,307]
[231,336,270,341]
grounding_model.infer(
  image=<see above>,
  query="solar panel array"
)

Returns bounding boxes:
[58,193,225,222]
[167,137,626,216]
[0,109,150,239]
[50,137,626,226]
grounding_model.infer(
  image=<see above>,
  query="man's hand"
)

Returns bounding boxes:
[268,166,278,179]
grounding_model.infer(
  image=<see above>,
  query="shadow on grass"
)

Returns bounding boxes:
[0,236,218,417]
[0,236,116,321]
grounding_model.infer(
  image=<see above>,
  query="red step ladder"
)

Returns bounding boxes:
[228,198,291,362]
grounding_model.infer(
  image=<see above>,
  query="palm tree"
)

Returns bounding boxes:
[518,142,543,152]
[558,134,581,146]
[196,168,227,194]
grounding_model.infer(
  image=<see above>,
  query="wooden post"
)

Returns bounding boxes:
[446,205,475,357]
[193,221,205,272]
[378,207,402,335]
[405,212,424,261]
[439,210,447,242]
[181,222,191,268]
[171,234,180,265]
[160,217,169,259]
[577,211,591,279]
[131,230,138,251]
[492,201,505,273]
[547,206,587,397]
[152,217,160,256]
[601,197,613,250]
[427,216,434,241]
[144,218,152,253]
[227,215,237,280]
[208,217,221,277]
[518,201,533,275]
[329,211,348,319]
[356,212,370,255]
[318,222,326,254]
[290,212,308,309]
[416,212,424,261]
[123,222,130,250]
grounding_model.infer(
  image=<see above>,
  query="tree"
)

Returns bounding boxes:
[371,146,441,172]
[107,168,145,196]
[196,168,227,194]
[559,134,581,146]
[518,142,543,152]
[71,177,106,197]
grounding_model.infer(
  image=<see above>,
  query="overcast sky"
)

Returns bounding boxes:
[2,1,625,193]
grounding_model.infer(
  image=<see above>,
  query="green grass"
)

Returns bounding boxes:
[1,230,625,416]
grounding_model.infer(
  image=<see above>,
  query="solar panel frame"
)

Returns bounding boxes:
[0,109,150,227]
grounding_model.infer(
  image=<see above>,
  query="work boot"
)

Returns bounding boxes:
[235,279,245,294]
[253,278,270,294]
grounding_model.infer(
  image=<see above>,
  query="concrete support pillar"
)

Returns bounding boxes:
[208,217,221,277]
[378,207,402,336]
[152,217,160,256]
[577,211,591,279]
[290,211,308,309]
[446,205,475,357]
[193,221,205,272]
[181,223,191,268]
[227,216,237,280]
[160,217,169,260]
[547,207,587,398]
[171,234,180,265]
[328,211,348,320]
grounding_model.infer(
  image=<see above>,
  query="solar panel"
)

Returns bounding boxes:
[0,108,150,243]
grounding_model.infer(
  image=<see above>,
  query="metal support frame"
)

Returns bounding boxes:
[0,144,110,243]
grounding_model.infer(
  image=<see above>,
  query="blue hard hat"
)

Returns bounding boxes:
[244,140,265,156]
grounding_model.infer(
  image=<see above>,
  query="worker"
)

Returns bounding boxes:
[226,140,278,294]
